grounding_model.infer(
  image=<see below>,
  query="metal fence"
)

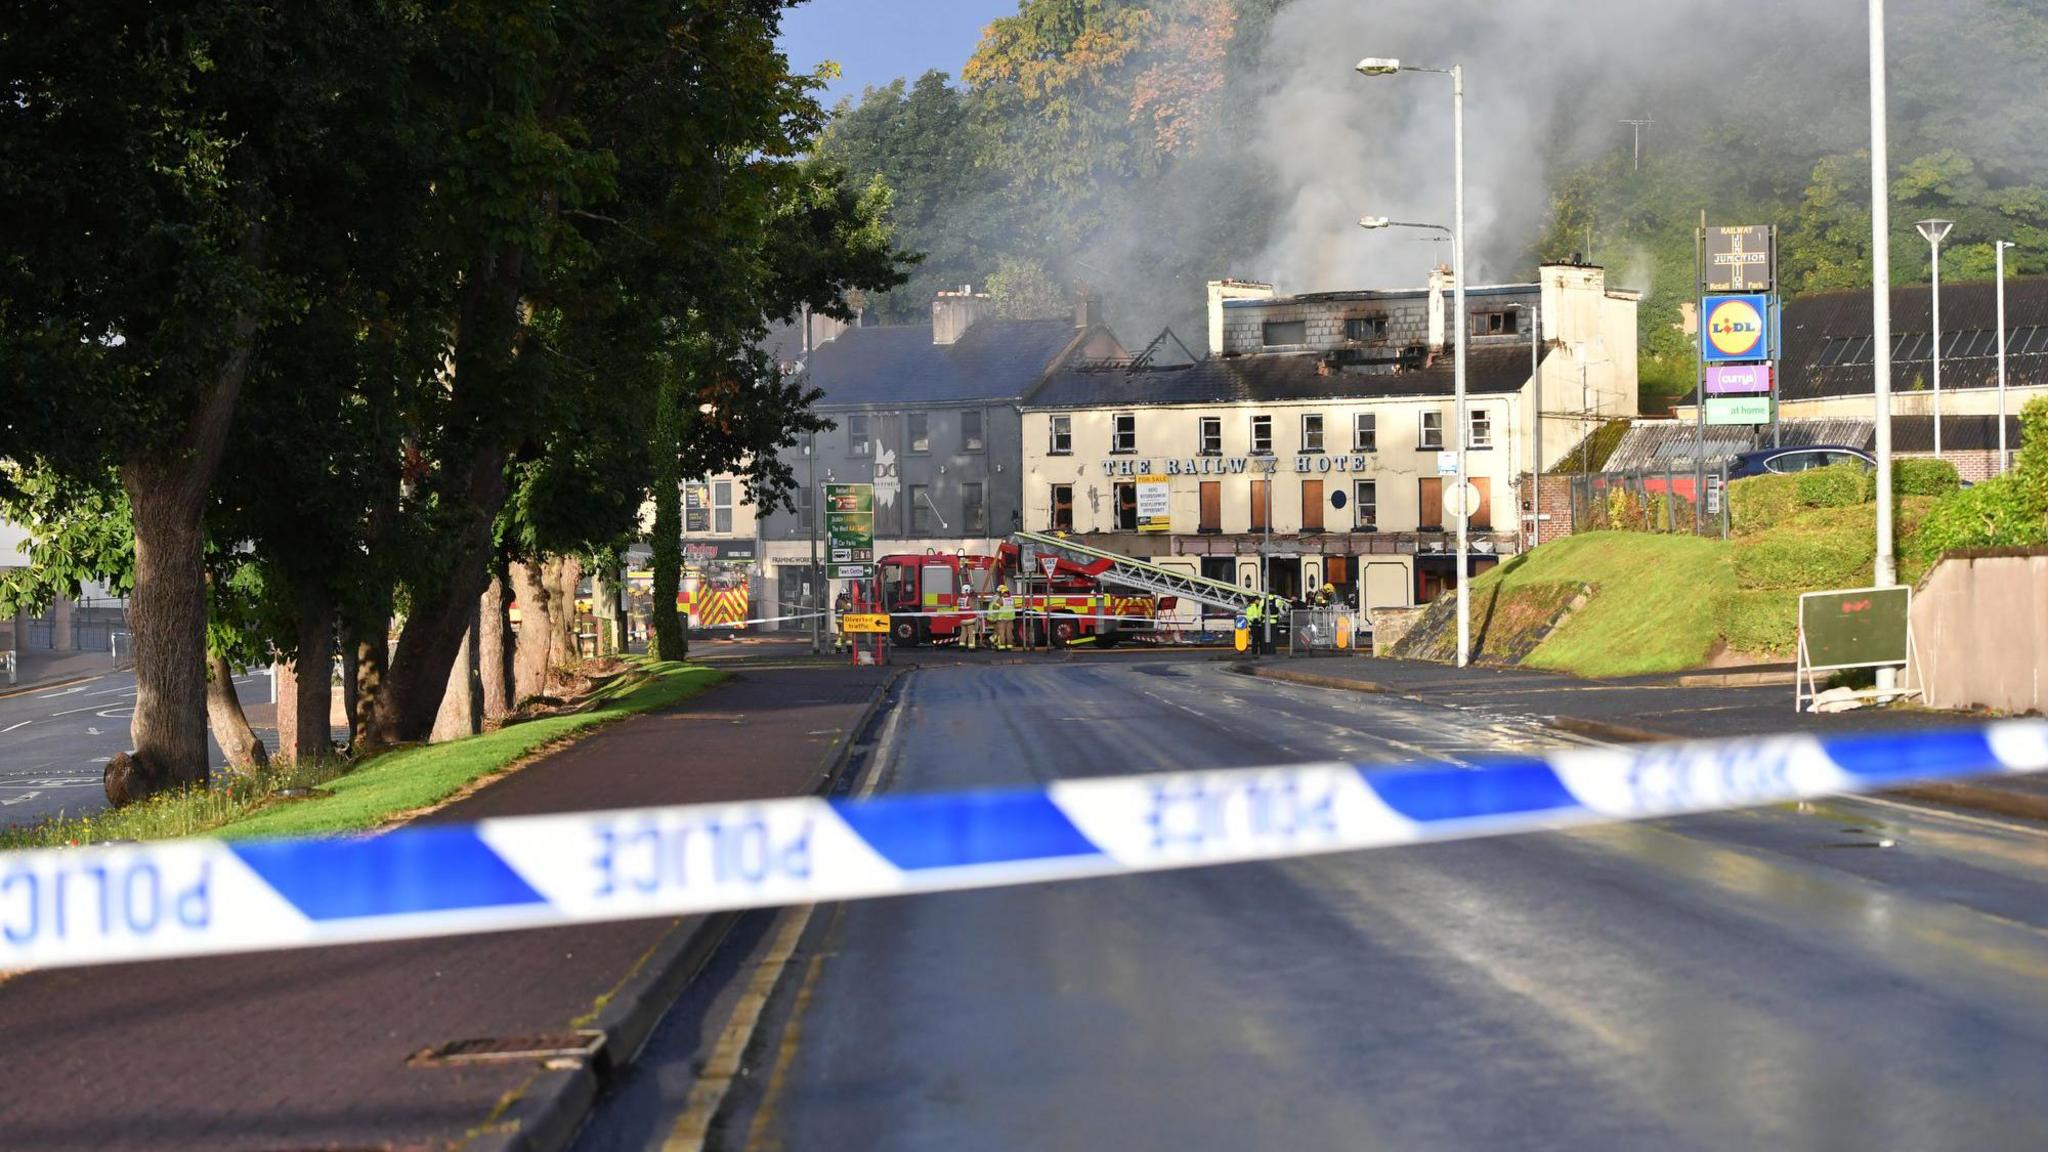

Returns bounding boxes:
[1568,465,1730,539]
[1287,608,1365,655]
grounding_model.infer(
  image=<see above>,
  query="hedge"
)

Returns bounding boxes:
[1795,461,1870,508]
[1892,457,1959,496]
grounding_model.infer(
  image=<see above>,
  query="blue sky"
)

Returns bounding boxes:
[779,0,1018,108]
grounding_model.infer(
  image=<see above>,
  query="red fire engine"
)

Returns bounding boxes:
[877,547,1172,648]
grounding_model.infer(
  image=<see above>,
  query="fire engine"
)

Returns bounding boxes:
[876,547,1172,648]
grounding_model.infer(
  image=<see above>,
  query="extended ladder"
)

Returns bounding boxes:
[1010,531,1260,616]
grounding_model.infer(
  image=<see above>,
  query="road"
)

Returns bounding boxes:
[0,669,277,824]
[581,654,2048,1151]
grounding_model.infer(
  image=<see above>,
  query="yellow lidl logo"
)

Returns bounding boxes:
[1704,295,1768,360]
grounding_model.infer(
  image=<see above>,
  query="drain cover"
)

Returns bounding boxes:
[408,1031,605,1067]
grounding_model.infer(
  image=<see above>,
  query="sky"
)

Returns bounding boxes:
[778,0,1016,108]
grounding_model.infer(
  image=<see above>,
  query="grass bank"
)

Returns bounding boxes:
[0,659,724,850]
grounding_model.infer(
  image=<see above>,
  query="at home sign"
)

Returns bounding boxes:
[1099,455,1373,477]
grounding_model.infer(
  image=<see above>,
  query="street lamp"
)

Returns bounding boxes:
[1915,218,1954,458]
[1870,0,1899,698]
[1996,240,2015,473]
[1355,55,1470,668]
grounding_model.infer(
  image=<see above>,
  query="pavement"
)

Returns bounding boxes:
[1241,655,2048,818]
[582,656,2048,1151]
[0,663,891,1151]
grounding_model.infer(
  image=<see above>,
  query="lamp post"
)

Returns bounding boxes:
[1915,218,1954,458]
[1870,0,1899,700]
[1356,55,1467,667]
[1997,240,2015,473]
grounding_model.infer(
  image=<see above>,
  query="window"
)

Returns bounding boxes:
[963,482,985,534]
[1301,479,1324,532]
[908,413,930,454]
[1262,319,1307,346]
[848,412,871,456]
[1324,556,1352,592]
[1050,484,1074,531]
[962,408,984,451]
[1113,482,1138,531]
[799,484,815,532]
[1419,410,1444,450]
[1418,478,1443,531]
[1112,412,1137,454]
[1198,416,1222,455]
[713,480,734,534]
[1048,414,1072,455]
[685,484,708,532]
[1300,413,1325,454]
[1352,481,1377,530]
[1354,412,1378,452]
[1346,316,1389,342]
[1250,479,1270,532]
[909,483,931,534]
[1251,414,1273,455]
[1469,407,1493,449]
[1199,482,1221,533]
[1471,310,1519,336]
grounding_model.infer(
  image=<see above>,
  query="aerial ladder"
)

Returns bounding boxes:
[1009,530,1262,618]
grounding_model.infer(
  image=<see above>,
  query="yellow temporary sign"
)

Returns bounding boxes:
[1335,615,1353,650]
[841,614,891,634]
[1234,627,1250,653]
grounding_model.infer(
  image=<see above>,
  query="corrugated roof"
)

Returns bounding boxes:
[801,318,1088,408]
[1602,414,2020,470]
[1024,344,1546,410]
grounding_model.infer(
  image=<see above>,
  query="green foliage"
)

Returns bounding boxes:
[1905,397,2048,565]
[1728,474,1802,535]
[1893,457,1961,497]
[986,257,1069,320]
[1794,462,1871,509]
[1733,506,1877,590]
[1720,589,1801,657]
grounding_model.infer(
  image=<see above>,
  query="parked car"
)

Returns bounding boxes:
[1725,445,1876,480]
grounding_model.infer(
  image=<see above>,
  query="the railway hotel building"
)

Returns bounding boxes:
[1020,263,1640,613]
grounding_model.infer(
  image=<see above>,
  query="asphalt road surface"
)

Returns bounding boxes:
[582,654,2048,1151]
[0,669,276,824]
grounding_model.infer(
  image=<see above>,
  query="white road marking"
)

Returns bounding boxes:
[0,792,41,806]
[34,686,90,699]
[87,682,138,697]
[1,721,31,733]
[85,727,101,736]
[49,704,109,718]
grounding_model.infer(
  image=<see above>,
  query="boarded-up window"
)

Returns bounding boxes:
[1419,477,1443,530]
[1250,479,1270,532]
[1470,478,1492,530]
[1324,555,1351,589]
[1301,480,1324,531]
[1199,482,1221,532]
[1051,484,1074,531]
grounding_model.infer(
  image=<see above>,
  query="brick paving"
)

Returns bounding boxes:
[0,665,887,1152]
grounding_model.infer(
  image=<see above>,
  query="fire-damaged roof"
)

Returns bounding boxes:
[1696,278,2048,403]
[800,318,1099,408]
[1024,344,1548,409]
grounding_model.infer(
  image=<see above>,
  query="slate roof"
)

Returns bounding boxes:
[1024,344,1548,410]
[800,318,1088,409]
[1698,278,2048,403]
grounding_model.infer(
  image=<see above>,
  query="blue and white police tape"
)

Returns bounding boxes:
[4,721,2044,971]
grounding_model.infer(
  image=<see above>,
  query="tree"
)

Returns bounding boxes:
[986,257,1069,320]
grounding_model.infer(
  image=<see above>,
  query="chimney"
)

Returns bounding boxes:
[932,285,990,345]
[1427,264,1454,353]
[1074,289,1103,331]
[1206,278,1275,356]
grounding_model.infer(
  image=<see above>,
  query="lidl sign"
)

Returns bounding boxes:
[1703,294,1769,362]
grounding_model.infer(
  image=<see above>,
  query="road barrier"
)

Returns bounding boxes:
[2,722,2043,971]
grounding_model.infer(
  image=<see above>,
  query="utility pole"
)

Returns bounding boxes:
[1997,240,2015,473]
[1870,0,1898,696]
[1620,117,1654,172]
[808,450,822,656]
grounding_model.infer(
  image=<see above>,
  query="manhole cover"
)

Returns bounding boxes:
[408,1031,604,1067]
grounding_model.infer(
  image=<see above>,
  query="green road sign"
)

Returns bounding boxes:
[825,483,875,580]
[1798,586,1911,671]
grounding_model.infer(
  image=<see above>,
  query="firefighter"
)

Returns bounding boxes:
[1244,595,1265,654]
[993,584,1016,650]
[960,585,983,651]
[832,587,852,653]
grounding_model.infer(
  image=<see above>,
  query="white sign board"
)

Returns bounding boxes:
[1041,556,1060,579]
[1437,451,1459,476]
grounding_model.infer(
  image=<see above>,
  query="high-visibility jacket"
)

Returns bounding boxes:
[1245,599,1264,624]
[993,596,1016,621]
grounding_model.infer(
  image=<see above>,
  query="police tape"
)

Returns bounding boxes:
[4,722,2044,971]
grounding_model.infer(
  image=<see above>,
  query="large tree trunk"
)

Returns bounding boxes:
[479,572,511,724]
[430,605,479,743]
[206,652,269,774]
[546,554,582,669]
[591,566,615,657]
[290,587,335,764]
[509,559,553,704]
[649,365,685,661]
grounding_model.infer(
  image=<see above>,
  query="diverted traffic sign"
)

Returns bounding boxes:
[840,613,890,634]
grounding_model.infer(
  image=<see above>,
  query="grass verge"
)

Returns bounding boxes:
[0,659,724,850]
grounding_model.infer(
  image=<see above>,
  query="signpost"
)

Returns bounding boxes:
[1701,294,1770,363]
[840,613,890,635]
[1705,395,1772,425]
[1040,556,1060,580]
[1795,586,1921,711]
[824,483,875,580]
[1704,225,1774,292]
[1136,475,1171,533]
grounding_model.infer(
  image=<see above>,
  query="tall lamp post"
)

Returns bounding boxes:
[1915,218,1954,458]
[1355,55,1468,667]
[1996,240,2015,473]
[1870,0,1899,698]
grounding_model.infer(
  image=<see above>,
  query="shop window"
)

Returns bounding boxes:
[1199,416,1222,455]
[1112,412,1137,454]
[1051,484,1074,531]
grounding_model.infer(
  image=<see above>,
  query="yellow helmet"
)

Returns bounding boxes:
[999,584,1009,594]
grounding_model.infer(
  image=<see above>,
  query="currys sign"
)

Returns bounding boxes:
[1703,294,1769,362]
[1704,363,1772,395]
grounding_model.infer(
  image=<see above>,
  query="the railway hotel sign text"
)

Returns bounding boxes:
[1099,455,1372,477]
